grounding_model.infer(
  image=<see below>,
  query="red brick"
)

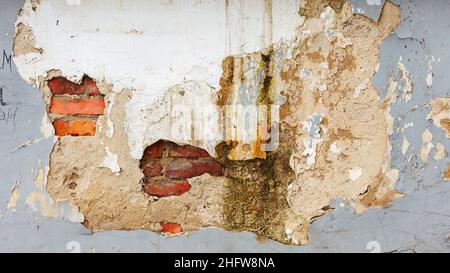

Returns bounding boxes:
[83,76,101,95]
[165,159,222,179]
[143,140,166,158]
[144,177,191,197]
[53,119,96,136]
[48,77,84,95]
[160,223,182,234]
[167,142,211,158]
[141,160,163,177]
[49,97,106,115]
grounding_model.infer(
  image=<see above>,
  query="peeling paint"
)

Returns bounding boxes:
[428,98,450,138]
[105,93,115,138]
[398,57,412,102]
[301,114,324,168]
[10,0,407,246]
[420,129,433,163]
[433,143,446,162]
[426,58,434,88]
[0,0,449,253]
[401,136,409,155]
[100,146,120,174]
[7,184,20,211]
[13,22,43,56]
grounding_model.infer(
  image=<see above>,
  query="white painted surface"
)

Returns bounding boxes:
[366,0,382,6]
[100,146,120,174]
[348,167,362,182]
[14,0,304,158]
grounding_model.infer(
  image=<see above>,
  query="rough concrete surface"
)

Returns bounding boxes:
[0,0,449,252]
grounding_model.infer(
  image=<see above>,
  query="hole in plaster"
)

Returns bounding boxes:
[46,75,105,137]
[140,140,224,198]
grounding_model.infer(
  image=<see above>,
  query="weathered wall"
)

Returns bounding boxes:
[0,0,449,252]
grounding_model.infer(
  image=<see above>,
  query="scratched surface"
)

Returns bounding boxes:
[0,0,449,252]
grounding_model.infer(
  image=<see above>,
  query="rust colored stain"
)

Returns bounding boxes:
[252,128,268,159]
[306,51,325,63]
[444,167,450,180]
[216,56,235,106]
[440,118,450,135]
[255,235,268,243]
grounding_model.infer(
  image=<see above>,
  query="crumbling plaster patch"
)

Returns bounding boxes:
[13,22,43,57]
[13,0,406,245]
[6,184,20,211]
[428,98,450,138]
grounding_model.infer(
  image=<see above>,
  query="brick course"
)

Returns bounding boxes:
[144,177,191,197]
[52,119,97,136]
[49,97,105,115]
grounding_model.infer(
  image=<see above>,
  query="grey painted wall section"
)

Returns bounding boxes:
[349,0,386,21]
[0,0,449,252]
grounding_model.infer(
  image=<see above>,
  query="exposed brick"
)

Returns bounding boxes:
[48,77,84,95]
[160,222,182,234]
[53,119,96,136]
[144,177,191,197]
[143,140,166,158]
[140,140,224,199]
[49,97,106,115]
[83,76,101,95]
[48,76,101,96]
[167,142,210,158]
[165,159,222,179]
[141,160,163,177]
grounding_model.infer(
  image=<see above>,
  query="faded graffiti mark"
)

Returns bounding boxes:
[0,106,18,125]
[1,49,12,72]
[0,87,18,125]
[0,87,7,106]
